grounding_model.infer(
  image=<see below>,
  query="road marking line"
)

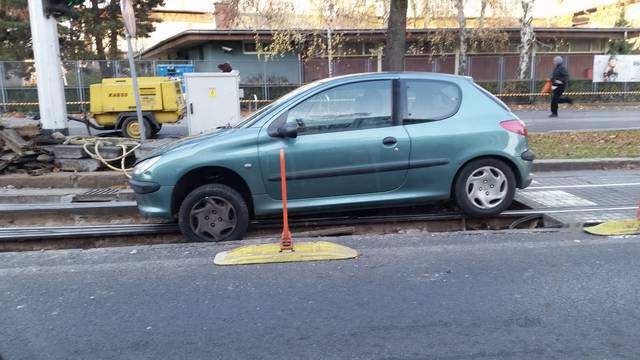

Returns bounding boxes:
[527,182,640,190]
[503,206,637,215]
[518,190,597,207]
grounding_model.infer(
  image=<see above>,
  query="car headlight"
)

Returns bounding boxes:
[133,156,161,176]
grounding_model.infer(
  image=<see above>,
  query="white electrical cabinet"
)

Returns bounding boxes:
[184,72,241,135]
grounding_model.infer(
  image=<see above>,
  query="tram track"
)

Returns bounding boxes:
[2,204,636,241]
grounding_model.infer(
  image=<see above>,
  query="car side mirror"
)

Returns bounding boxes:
[278,122,298,138]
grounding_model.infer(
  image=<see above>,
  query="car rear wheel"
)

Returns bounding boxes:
[178,184,249,242]
[454,158,516,218]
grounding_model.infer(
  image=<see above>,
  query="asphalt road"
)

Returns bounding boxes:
[62,108,640,137]
[2,230,640,359]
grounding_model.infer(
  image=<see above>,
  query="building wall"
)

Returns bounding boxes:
[163,41,302,85]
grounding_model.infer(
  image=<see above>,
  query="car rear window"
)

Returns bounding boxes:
[403,80,461,124]
[473,83,511,112]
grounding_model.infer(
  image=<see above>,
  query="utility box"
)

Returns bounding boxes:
[184,72,241,136]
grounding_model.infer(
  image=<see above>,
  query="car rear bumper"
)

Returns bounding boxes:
[518,150,535,189]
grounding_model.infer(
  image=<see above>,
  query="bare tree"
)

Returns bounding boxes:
[383,0,408,71]
[455,0,468,75]
[479,0,488,28]
[517,0,535,80]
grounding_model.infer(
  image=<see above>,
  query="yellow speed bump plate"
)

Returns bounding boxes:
[213,241,358,266]
[584,219,640,236]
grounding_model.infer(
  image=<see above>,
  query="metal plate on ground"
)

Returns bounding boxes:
[73,188,120,202]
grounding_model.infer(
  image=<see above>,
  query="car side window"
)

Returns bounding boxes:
[286,80,392,135]
[403,80,461,124]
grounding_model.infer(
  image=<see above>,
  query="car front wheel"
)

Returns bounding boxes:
[454,158,516,218]
[178,184,249,242]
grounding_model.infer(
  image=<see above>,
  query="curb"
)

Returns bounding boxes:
[0,171,128,189]
[533,158,640,172]
[0,158,638,189]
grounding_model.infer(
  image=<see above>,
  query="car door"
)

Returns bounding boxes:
[258,79,411,200]
[401,79,463,190]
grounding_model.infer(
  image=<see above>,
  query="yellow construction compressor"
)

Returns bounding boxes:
[88,77,185,138]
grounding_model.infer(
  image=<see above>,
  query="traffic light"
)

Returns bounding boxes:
[42,0,83,18]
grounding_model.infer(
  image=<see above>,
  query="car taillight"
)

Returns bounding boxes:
[500,119,528,136]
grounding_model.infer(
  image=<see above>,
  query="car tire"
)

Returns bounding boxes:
[178,184,250,242]
[454,158,516,218]
[151,123,162,135]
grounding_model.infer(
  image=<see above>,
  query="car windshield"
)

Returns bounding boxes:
[233,81,325,128]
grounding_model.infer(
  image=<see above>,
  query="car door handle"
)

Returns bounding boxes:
[382,137,397,145]
[190,103,194,114]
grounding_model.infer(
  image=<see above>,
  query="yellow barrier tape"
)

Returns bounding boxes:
[496,91,640,97]
[1,91,639,106]
[1,100,273,106]
[0,101,90,106]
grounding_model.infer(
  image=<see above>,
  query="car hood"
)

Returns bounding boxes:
[143,128,237,159]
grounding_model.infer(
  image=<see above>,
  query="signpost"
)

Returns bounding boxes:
[121,0,147,140]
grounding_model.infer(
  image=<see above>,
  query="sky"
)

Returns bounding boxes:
[157,0,627,19]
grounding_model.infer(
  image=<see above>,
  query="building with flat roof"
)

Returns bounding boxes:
[140,27,639,85]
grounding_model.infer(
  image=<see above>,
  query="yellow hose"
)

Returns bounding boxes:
[64,137,141,178]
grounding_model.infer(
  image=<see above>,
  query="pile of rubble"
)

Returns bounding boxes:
[0,124,62,176]
[0,122,143,176]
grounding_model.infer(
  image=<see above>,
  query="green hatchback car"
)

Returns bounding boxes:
[130,72,534,242]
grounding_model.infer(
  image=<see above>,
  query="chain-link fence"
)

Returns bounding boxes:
[0,55,637,114]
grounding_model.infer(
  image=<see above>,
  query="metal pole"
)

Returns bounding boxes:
[498,56,504,94]
[297,54,303,85]
[126,35,147,140]
[0,62,8,113]
[327,27,333,77]
[27,0,68,132]
[530,49,536,103]
[76,60,85,113]
[263,60,268,101]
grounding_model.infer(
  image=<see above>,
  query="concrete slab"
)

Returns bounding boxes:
[54,158,103,172]
[0,187,87,204]
[0,171,128,188]
[47,145,88,159]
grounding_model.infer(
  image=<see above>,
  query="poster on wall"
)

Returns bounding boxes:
[592,55,640,82]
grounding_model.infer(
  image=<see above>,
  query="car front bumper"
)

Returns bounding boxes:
[129,179,175,219]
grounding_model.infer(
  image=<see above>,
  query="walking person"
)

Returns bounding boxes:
[549,56,573,117]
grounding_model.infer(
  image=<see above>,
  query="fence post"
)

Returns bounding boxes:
[263,60,268,101]
[297,54,303,85]
[76,60,85,114]
[529,50,536,104]
[498,56,504,94]
[113,60,118,77]
[152,60,157,76]
[0,62,8,113]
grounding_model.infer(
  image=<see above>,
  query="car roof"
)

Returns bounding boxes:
[318,71,473,84]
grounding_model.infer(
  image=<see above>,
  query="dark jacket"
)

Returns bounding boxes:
[551,64,569,86]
